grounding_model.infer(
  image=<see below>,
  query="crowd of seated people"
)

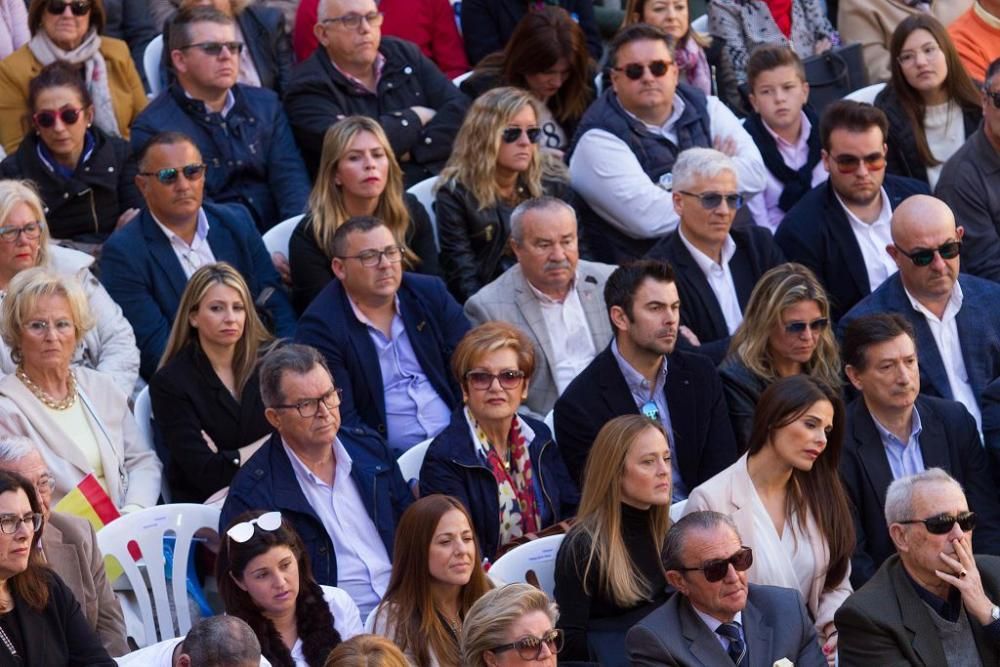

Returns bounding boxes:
[3,0,1000,663]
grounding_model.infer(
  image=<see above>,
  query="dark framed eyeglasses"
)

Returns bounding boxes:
[32,106,84,129]
[678,191,744,210]
[336,245,405,267]
[898,511,976,535]
[491,629,564,661]
[985,88,1000,109]
[501,127,541,144]
[180,41,244,56]
[895,240,961,267]
[45,0,90,15]
[139,163,207,185]
[465,370,526,390]
[0,512,42,535]
[0,221,44,243]
[783,317,829,335]
[831,152,886,174]
[320,10,384,30]
[677,546,753,582]
[613,60,672,80]
[271,387,342,418]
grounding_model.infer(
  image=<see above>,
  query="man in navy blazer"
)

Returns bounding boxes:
[776,101,929,321]
[296,216,470,454]
[99,132,296,380]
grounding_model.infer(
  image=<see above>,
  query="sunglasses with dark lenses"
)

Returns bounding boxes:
[678,546,753,582]
[784,317,829,335]
[613,60,672,80]
[139,163,207,185]
[896,240,961,267]
[679,191,744,210]
[491,629,564,660]
[182,41,245,56]
[986,89,1000,109]
[32,106,83,129]
[898,511,976,535]
[501,127,541,144]
[46,0,91,15]
[831,152,886,174]
[465,370,526,390]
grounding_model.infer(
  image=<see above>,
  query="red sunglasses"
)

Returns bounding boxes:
[32,106,84,129]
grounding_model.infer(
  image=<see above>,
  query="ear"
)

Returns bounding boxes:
[672,190,684,213]
[801,80,810,98]
[610,304,630,333]
[135,173,148,194]
[484,650,499,667]
[666,570,687,595]
[521,377,530,401]
[83,106,95,127]
[844,364,863,392]
[747,91,760,113]
[886,243,898,261]
[889,523,909,553]
[331,257,347,281]
[170,49,187,74]
[957,226,965,241]
[313,21,329,48]
[821,149,831,174]
[264,406,282,430]
[176,655,192,667]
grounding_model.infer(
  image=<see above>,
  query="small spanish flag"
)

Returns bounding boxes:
[53,473,138,580]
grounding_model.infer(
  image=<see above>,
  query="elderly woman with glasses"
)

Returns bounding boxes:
[420,322,578,562]
[461,583,563,667]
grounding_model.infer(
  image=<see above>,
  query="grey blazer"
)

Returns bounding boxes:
[626,584,826,667]
[463,260,616,418]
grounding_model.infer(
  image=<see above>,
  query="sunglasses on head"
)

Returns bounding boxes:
[831,152,886,174]
[501,127,541,144]
[46,0,90,15]
[613,60,672,80]
[898,511,976,535]
[678,190,744,210]
[139,163,207,185]
[181,41,245,56]
[32,106,83,129]
[678,546,753,582]
[784,317,829,335]
[226,511,283,543]
[895,240,961,267]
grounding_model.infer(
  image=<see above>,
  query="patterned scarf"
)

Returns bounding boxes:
[674,38,712,97]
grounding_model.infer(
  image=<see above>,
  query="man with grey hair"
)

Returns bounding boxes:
[0,436,129,656]
[116,614,270,666]
[464,197,616,417]
[646,148,785,364]
[628,510,825,666]
[220,343,412,616]
[837,468,1000,665]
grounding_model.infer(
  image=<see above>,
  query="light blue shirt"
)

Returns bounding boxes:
[691,607,745,653]
[871,406,926,481]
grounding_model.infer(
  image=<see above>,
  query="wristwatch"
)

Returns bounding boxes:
[991,605,1000,623]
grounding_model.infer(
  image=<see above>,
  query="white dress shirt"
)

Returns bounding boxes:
[678,228,743,334]
[152,208,216,278]
[837,187,897,292]
[526,279,597,393]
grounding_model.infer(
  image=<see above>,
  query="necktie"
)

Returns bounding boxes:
[715,621,748,666]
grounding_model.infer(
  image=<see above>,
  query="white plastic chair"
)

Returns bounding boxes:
[96,504,221,648]
[669,499,687,523]
[488,534,565,597]
[364,606,380,632]
[263,214,303,259]
[691,14,709,35]
[844,82,886,105]
[544,410,556,443]
[397,437,432,485]
[133,386,170,503]
[144,35,164,98]
[406,177,439,250]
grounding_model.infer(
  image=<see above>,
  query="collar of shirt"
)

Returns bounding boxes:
[152,206,211,250]
[871,404,923,448]
[525,275,577,305]
[331,52,386,94]
[184,87,236,117]
[36,129,96,179]
[678,226,737,273]
[762,110,812,152]
[282,435,353,483]
[835,186,893,231]
[904,279,963,324]
[691,605,744,639]
[975,1,1000,28]
[611,338,668,401]
[903,564,963,622]
[348,294,402,329]
[621,93,686,138]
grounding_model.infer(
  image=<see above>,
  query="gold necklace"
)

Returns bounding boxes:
[16,365,77,410]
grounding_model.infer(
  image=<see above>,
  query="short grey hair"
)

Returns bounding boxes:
[180,616,261,666]
[258,344,331,408]
[509,196,576,245]
[461,584,559,667]
[0,436,38,469]
[884,468,965,525]
[662,510,741,571]
[672,148,737,193]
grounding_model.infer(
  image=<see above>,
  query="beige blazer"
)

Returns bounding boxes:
[683,453,852,639]
[0,367,161,509]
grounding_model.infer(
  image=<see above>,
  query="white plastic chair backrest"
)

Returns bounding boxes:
[397,437,432,484]
[96,504,221,648]
[691,14,709,35]
[669,499,687,523]
[544,410,555,443]
[844,82,886,105]
[406,177,439,251]
[452,70,473,86]
[488,534,564,597]
[144,35,164,98]
[263,214,303,259]
[134,386,153,450]
[364,605,380,632]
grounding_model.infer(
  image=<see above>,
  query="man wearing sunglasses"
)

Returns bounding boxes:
[131,7,310,235]
[837,468,1000,665]
[568,23,767,264]
[777,100,930,322]
[628,511,825,666]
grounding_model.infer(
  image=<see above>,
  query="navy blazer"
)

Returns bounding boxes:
[296,273,470,447]
[99,203,296,380]
[841,395,1000,589]
[646,226,785,364]
[420,410,579,561]
[775,174,929,321]
[220,430,413,587]
[553,344,739,489]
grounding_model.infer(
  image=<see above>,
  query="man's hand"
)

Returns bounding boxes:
[679,325,701,347]
[936,534,995,625]
[713,135,738,157]
[115,208,140,230]
[271,251,292,287]
[813,37,833,55]
[410,106,437,125]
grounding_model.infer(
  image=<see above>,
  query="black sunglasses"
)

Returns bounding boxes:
[678,191,744,210]
[898,511,976,535]
[677,546,753,582]
[784,317,829,335]
[139,163,207,185]
[32,106,83,128]
[180,41,244,56]
[501,127,541,144]
[613,60,672,80]
[895,240,961,267]
[985,89,1000,109]
[46,0,90,15]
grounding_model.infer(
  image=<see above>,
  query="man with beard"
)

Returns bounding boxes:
[553,260,738,496]
[776,101,930,322]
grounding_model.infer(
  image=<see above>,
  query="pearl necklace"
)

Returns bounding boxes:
[16,366,77,410]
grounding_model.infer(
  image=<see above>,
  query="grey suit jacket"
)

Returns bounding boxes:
[464,260,616,417]
[44,511,130,657]
[626,584,826,667]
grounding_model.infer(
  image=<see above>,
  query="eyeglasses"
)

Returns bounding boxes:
[783,317,828,335]
[897,43,941,67]
[491,629,564,661]
[987,89,1000,109]
[138,163,207,185]
[272,387,342,418]
[179,41,244,56]
[465,370,526,390]
[677,546,754,582]
[337,245,405,267]
[320,10,384,30]
[226,511,282,543]
[898,511,976,535]
[501,127,541,144]
[24,319,75,336]
[0,513,42,535]
[32,106,84,129]
[678,191,744,210]
[0,221,44,243]
[895,240,962,267]
[831,152,886,174]
[45,0,90,15]
[613,60,672,80]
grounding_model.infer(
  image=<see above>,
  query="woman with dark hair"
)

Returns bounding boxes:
[875,14,982,189]
[0,470,114,665]
[0,61,141,245]
[685,375,855,664]
[372,495,493,667]
[218,510,363,667]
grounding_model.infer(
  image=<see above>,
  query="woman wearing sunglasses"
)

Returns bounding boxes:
[219,510,363,667]
[684,375,855,664]
[0,62,142,246]
[461,584,562,667]
[435,86,571,303]
[719,262,841,451]
[0,0,146,155]
[421,322,578,562]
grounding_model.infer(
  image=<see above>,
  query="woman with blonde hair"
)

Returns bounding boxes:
[461,583,562,667]
[289,115,439,312]
[324,635,409,667]
[721,262,841,450]
[435,86,570,302]
[150,262,275,502]
[553,414,672,666]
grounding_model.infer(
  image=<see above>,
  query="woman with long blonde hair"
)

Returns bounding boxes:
[289,116,439,312]
[150,262,275,502]
[553,414,672,666]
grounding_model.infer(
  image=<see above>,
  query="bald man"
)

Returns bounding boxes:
[840,195,1000,432]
